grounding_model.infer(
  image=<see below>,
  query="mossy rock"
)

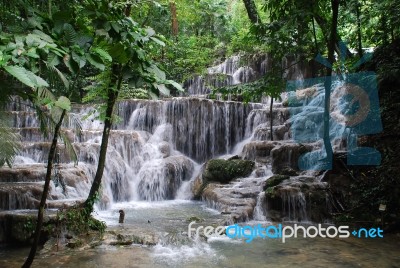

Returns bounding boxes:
[277,167,298,176]
[263,175,290,190]
[203,159,255,183]
[186,216,202,223]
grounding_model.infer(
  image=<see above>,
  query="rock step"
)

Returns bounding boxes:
[201,176,266,224]
[0,182,45,210]
[251,124,290,141]
[0,165,47,182]
[0,209,58,244]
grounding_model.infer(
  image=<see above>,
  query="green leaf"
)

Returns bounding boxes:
[150,37,165,46]
[92,48,112,62]
[55,96,71,111]
[108,43,128,64]
[147,65,166,80]
[86,53,105,71]
[166,80,184,92]
[145,27,156,37]
[72,51,86,68]
[153,83,170,96]
[63,24,77,45]
[26,71,49,87]
[3,66,48,88]
[50,65,70,90]
[47,53,61,66]
[32,30,54,43]
[110,22,121,33]
[63,54,79,74]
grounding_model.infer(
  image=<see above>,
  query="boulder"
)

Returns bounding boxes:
[271,143,312,174]
[203,159,255,183]
[263,175,290,190]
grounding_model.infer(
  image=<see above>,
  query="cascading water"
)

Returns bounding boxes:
[0,53,390,267]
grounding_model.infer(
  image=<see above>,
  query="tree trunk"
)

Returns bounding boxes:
[270,97,274,141]
[170,1,178,37]
[322,0,339,168]
[84,64,122,213]
[313,13,352,58]
[23,109,66,268]
[356,1,363,57]
[242,0,262,24]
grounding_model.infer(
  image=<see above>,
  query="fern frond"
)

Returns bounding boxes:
[0,111,21,167]
[59,130,78,165]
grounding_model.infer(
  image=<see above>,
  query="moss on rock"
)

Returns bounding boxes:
[263,175,290,190]
[203,159,255,183]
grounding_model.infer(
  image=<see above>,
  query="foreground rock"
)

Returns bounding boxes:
[263,176,329,222]
[0,210,58,244]
[192,157,262,224]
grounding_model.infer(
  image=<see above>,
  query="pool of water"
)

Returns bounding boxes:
[1,201,399,268]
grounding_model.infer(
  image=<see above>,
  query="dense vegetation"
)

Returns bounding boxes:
[0,0,399,266]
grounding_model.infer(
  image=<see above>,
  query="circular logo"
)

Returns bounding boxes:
[330,83,370,127]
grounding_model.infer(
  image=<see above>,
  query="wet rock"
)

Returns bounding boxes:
[104,227,159,246]
[271,143,312,174]
[202,159,255,183]
[0,182,42,210]
[186,216,202,223]
[264,176,330,222]
[66,238,83,249]
[202,182,259,223]
[0,210,57,244]
[242,141,277,162]
[191,174,205,199]
[263,175,290,190]
[277,167,299,176]
[137,155,194,201]
[158,142,171,158]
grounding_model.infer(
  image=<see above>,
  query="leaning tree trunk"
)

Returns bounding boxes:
[23,109,66,268]
[270,97,274,141]
[356,1,363,57]
[84,64,122,213]
[242,0,262,24]
[322,0,340,167]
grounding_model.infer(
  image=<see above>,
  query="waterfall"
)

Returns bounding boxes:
[1,54,337,225]
[1,96,262,210]
[184,54,310,96]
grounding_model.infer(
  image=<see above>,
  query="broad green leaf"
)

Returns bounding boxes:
[147,65,166,80]
[150,37,165,46]
[26,71,49,87]
[109,43,128,64]
[63,54,79,74]
[166,80,184,92]
[72,51,86,68]
[153,83,170,96]
[55,96,71,111]
[145,28,156,37]
[3,66,48,88]
[92,48,112,62]
[25,48,40,59]
[86,53,105,70]
[110,22,121,33]
[47,53,61,66]
[49,65,70,90]
[148,91,158,100]
[32,30,54,43]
